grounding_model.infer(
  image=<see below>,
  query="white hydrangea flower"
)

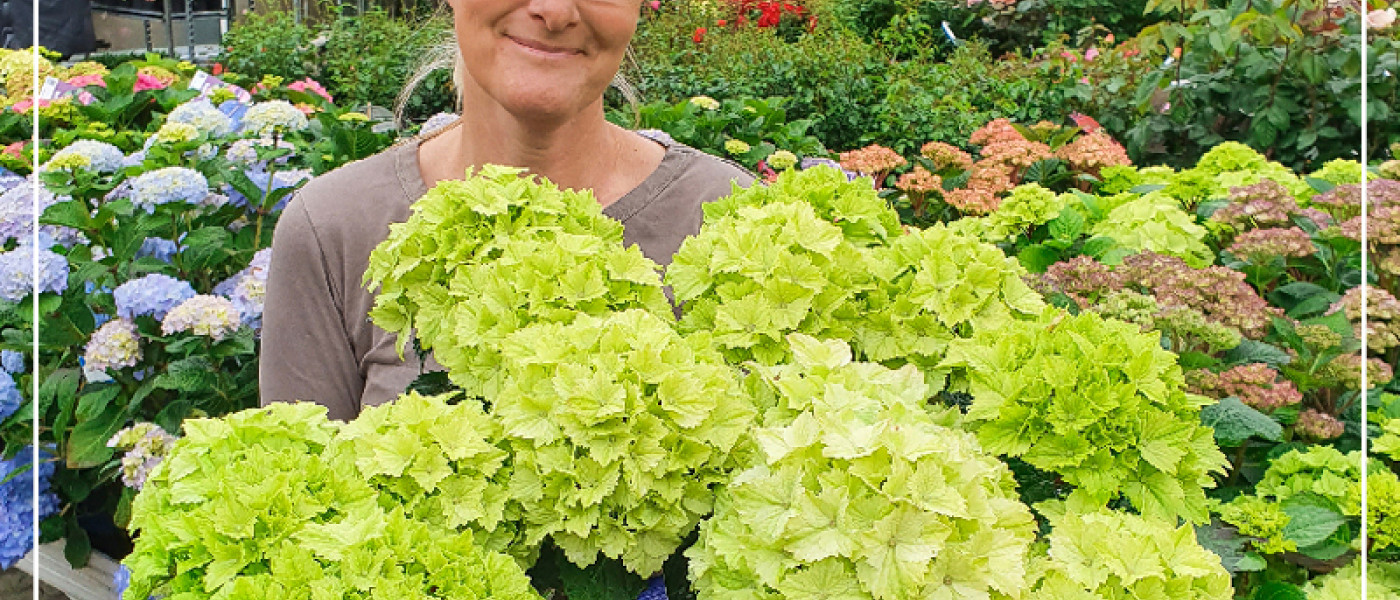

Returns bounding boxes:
[240,100,310,137]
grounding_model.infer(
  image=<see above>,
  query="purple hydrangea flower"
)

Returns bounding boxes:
[226,168,311,213]
[0,168,23,193]
[0,177,85,247]
[215,248,271,328]
[0,243,69,302]
[113,273,196,320]
[0,448,59,570]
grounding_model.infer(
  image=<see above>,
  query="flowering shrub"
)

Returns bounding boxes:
[611,95,828,176]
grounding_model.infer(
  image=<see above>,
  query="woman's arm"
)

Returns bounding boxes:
[259,195,364,421]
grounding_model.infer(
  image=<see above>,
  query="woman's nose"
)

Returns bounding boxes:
[526,0,581,32]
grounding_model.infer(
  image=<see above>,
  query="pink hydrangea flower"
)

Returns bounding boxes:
[66,74,107,88]
[287,78,333,103]
[134,73,169,92]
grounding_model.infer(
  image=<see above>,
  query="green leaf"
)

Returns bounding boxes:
[1047,208,1085,242]
[63,512,91,569]
[1017,244,1060,274]
[1279,494,1346,548]
[554,552,648,600]
[1221,340,1292,367]
[74,385,122,421]
[1250,581,1307,600]
[1200,397,1282,447]
[155,356,216,392]
[1193,522,1265,573]
[65,402,125,468]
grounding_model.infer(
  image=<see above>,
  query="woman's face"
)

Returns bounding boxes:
[448,0,641,123]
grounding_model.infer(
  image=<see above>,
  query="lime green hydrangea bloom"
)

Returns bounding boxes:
[1303,559,1400,600]
[1090,193,1214,268]
[689,335,1038,600]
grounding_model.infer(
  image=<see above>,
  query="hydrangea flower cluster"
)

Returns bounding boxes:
[160,294,242,340]
[894,165,942,215]
[1186,363,1303,411]
[0,242,69,302]
[226,168,311,213]
[239,100,310,137]
[214,248,271,327]
[136,236,177,263]
[1034,255,1123,307]
[0,370,20,422]
[944,162,1016,215]
[151,121,199,144]
[83,318,141,374]
[113,273,196,319]
[837,144,906,180]
[1116,251,1281,339]
[979,136,1053,169]
[1053,130,1131,171]
[1316,352,1393,390]
[107,422,177,490]
[1210,180,1318,234]
[1328,286,1400,354]
[0,177,83,247]
[1294,408,1345,441]
[44,139,124,173]
[286,77,333,103]
[1226,227,1315,261]
[920,140,974,170]
[127,166,210,213]
[766,149,798,171]
[0,448,59,569]
[1,349,24,374]
[166,98,235,137]
[224,137,295,168]
[688,95,720,110]
[968,117,1021,146]
[1341,202,1400,279]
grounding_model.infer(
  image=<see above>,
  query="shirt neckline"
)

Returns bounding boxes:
[392,128,686,223]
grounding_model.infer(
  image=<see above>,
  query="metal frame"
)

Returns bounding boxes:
[89,0,232,61]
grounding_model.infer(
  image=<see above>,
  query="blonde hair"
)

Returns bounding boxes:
[395,31,643,127]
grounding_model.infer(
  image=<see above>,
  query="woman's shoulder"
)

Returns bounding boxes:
[289,140,425,227]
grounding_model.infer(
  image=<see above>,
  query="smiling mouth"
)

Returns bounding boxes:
[506,35,584,57]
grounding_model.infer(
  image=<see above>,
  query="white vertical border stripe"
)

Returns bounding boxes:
[1361,2,1370,598]
[28,25,39,600]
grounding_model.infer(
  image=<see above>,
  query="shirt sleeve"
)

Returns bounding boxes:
[259,195,364,421]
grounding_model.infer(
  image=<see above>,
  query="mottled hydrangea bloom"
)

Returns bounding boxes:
[1036,256,1126,307]
[1294,409,1345,441]
[224,137,295,170]
[895,165,942,193]
[127,167,210,213]
[1210,180,1302,233]
[1088,289,1159,329]
[1226,227,1315,260]
[160,294,241,340]
[979,137,1053,169]
[45,139,124,173]
[107,422,176,490]
[968,117,1020,146]
[0,350,24,374]
[113,273,195,319]
[239,100,310,137]
[0,370,20,422]
[421,112,459,135]
[1117,252,1280,339]
[83,318,141,374]
[1055,130,1132,172]
[1316,353,1392,390]
[1295,323,1343,351]
[943,188,999,215]
[166,98,234,137]
[1155,305,1243,353]
[0,243,69,302]
[838,144,906,178]
[1329,286,1400,354]
[920,141,973,171]
[1308,182,1360,222]
[1187,364,1302,411]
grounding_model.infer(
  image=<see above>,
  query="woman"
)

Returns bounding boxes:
[259,0,754,421]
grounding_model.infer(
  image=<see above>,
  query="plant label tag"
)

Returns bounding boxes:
[37,77,95,105]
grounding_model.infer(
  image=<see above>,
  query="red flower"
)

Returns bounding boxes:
[693,26,707,42]
[717,18,727,26]
[1069,112,1102,134]
[212,62,224,75]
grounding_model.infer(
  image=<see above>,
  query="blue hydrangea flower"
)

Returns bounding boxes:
[122,150,147,169]
[239,100,309,137]
[136,237,178,263]
[46,139,125,173]
[127,167,210,213]
[0,177,84,247]
[0,243,69,302]
[224,137,294,170]
[0,448,59,570]
[113,565,132,598]
[215,248,270,328]
[0,370,20,422]
[166,99,235,137]
[113,273,195,320]
[0,350,22,374]
[226,168,311,213]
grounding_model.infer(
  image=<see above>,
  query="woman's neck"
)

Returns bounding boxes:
[418,96,663,208]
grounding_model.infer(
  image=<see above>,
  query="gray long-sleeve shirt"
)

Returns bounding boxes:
[259,133,755,421]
